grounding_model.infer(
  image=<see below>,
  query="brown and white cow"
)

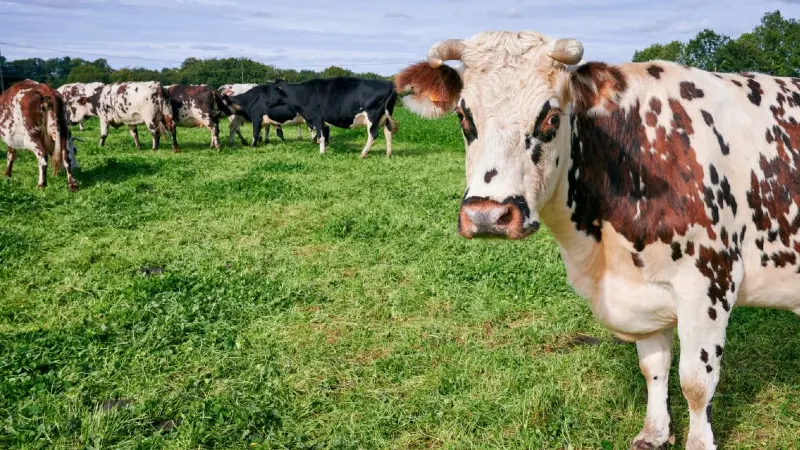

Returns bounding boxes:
[97,81,171,151]
[218,83,309,146]
[1,80,79,191]
[164,84,230,151]
[397,31,800,449]
[57,82,104,131]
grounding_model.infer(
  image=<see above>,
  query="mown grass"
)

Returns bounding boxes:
[1,108,799,449]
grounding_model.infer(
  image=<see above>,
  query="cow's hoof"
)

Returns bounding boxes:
[360,153,368,159]
[631,438,672,450]
[68,184,79,193]
[173,147,181,153]
[37,184,46,190]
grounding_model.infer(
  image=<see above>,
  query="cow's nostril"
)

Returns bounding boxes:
[497,210,513,227]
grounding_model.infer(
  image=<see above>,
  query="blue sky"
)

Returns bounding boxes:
[1,0,799,75]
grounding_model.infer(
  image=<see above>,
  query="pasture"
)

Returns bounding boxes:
[1,108,799,449]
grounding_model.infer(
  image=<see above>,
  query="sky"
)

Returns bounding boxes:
[1,0,800,76]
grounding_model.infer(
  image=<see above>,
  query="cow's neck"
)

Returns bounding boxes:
[538,114,609,299]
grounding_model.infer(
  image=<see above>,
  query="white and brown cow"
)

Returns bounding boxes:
[397,31,800,449]
[1,80,79,191]
[57,82,104,131]
[218,83,309,146]
[97,81,172,151]
[163,84,230,151]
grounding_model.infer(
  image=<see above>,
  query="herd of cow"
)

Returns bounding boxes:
[4,29,800,449]
[0,76,398,191]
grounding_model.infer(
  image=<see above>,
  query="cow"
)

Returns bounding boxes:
[221,82,312,147]
[0,80,80,191]
[395,31,800,449]
[96,81,172,151]
[163,84,231,151]
[267,77,398,158]
[218,83,310,146]
[57,82,104,131]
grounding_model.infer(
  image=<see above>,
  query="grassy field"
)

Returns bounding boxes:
[1,108,799,449]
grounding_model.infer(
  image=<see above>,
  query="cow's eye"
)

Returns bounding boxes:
[548,115,560,127]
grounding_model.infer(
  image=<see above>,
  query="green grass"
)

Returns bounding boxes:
[1,108,799,449]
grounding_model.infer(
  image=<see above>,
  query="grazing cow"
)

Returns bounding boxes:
[396,31,800,449]
[163,84,231,151]
[96,81,171,151]
[57,82,104,131]
[218,83,309,146]
[0,80,79,191]
[268,77,397,158]
[221,82,311,147]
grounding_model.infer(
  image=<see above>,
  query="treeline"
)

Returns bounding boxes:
[633,11,800,76]
[0,55,388,89]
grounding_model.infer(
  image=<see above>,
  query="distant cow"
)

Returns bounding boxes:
[57,82,104,131]
[267,78,397,158]
[397,30,800,449]
[218,83,309,146]
[0,80,79,191]
[163,84,230,151]
[97,81,171,151]
[221,82,311,147]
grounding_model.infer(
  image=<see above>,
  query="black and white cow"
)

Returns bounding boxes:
[266,77,398,158]
[164,84,230,151]
[57,82,104,131]
[219,82,311,146]
[96,81,172,151]
[218,84,257,146]
[221,82,313,147]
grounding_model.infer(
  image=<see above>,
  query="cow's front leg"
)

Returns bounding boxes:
[384,118,394,158]
[296,125,303,140]
[4,147,17,178]
[275,125,285,143]
[251,120,262,147]
[99,119,109,146]
[128,125,142,150]
[264,124,271,144]
[211,120,221,150]
[631,328,675,450]
[676,263,739,450]
[360,118,379,159]
[79,122,85,132]
[146,121,161,152]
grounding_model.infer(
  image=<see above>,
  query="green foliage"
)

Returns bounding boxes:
[66,60,113,84]
[632,10,800,76]
[1,111,799,449]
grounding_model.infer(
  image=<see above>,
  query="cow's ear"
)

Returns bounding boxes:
[568,62,628,113]
[395,61,462,118]
[77,97,88,105]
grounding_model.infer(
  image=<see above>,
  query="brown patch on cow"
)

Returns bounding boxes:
[395,61,463,114]
[708,307,717,320]
[696,245,737,312]
[570,62,628,113]
[747,79,763,106]
[646,65,664,79]
[680,81,704,100]
[484,169,498,183]
[715,345,723,357]
[731,80,743,87]
[681,377,708,412]
[671,242,682,261]
[631,253,645,267]
[567,97,715,247]
[701,110,714,126]
[686,241,695,256]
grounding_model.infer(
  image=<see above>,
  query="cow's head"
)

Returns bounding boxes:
[396,32,586,240]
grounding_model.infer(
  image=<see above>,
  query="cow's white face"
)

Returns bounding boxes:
[396,32,582,239]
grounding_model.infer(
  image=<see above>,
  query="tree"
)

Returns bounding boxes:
[66,63,111,83]
[322,66,355,78]
[682,29,732,71]
[632,40,685,63]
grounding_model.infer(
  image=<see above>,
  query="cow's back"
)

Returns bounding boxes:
[99,82,164,125]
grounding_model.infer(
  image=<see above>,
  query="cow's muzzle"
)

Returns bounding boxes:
[458,197,539,240]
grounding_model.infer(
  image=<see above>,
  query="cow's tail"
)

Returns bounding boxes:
[213,89,234,117]
[156,85,172,137]
[383,89,399,133]
[43,93,67,174]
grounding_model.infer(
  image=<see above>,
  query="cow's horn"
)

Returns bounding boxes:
[547,38,584,65]
[427,39,465,68]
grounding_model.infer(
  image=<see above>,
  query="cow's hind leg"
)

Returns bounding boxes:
[675,263,741,450]
[383,116,395,158]
[32,144,49,188]
[275,126,285,143]
[146,121,161,152]
[99,118,109,147]
[211,120,221,150]
[4,147,17,178]
[128,125,143,150]
[360,118,380,159]
[631,328,675,450]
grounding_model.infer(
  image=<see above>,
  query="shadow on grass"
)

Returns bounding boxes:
[77,158,161,187]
